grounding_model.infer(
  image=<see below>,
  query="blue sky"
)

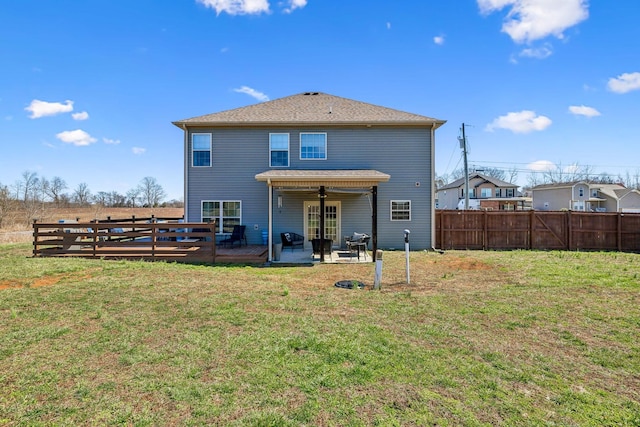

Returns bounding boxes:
[1,0,639,201]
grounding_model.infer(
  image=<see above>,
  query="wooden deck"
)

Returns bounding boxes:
[32,221,269,265]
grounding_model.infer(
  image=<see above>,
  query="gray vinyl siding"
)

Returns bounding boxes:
[184,125,434,249]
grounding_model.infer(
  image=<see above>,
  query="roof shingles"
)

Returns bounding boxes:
[173,92,445,127]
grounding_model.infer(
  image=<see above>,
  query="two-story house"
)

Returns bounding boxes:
[436,173,523,210]
[532,181,640,212]
[172,92,445,260]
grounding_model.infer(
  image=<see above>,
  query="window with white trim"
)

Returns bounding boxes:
[202,201,241,234]
[192,133,211,167]
[481,188,492,198]
[391,200,411,221]
[300,132,327,160]
[506,188,514,197]
[269,133,289,167]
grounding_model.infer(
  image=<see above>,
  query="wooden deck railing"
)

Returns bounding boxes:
[33,221,217,263]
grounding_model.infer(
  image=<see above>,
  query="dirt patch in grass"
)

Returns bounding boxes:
[0,271,95,291]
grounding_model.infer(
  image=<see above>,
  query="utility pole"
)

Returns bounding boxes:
[458,123,470,210]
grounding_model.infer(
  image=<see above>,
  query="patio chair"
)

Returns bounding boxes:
[281,232,304,251]
[219,225,247,248]
[346,232,370,260]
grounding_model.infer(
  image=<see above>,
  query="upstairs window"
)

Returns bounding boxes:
[506,188,515,197]
[300,132,327,160]
[270,133,289,167]
[481,188,492,198]
[391,200,411,221]
[192,134,211,167]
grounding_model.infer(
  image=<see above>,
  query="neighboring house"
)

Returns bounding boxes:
[172,92,446,259]
[436,173,524,210]
[532,181,640,212]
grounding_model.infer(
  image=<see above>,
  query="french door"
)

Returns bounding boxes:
[304,201,341,246]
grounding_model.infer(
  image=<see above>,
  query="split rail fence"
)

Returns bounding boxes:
[33,220,217,263]
[436,210,640,252]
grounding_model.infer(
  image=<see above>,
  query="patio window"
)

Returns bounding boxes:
[391,200,411,221]
[269,133,289,167]
[300,132,327,160]
[202,201,241,234]
[192,133,211,167]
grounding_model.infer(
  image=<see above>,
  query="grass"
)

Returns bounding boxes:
[1,243,639,426]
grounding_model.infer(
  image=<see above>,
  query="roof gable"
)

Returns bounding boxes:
[173,92,445,128]
[438,173,518,191]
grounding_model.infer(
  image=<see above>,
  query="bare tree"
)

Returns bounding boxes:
[16,171,39,204]
[0,182,14,229]
[137,177,166,208]
[126,188,140,207]
[43,176,68,207]
[73,182,92,206]
[16,171,44,224]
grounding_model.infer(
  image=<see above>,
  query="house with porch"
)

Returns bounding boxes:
[436,173,524,210]
[532,181,640,212]
[172,92,445,261]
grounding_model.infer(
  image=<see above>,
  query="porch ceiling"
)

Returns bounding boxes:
[255,169,390,188]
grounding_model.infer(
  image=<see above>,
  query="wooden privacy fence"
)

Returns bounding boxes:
[33,221,217,263]
[436,210,640,252]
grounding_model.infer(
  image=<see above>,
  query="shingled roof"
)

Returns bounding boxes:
[438,173,518,191]
[173,92,445,128]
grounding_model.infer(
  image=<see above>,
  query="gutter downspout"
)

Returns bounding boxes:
[182,124,189,221]
[430,125,436,250]
[268,179,273,262]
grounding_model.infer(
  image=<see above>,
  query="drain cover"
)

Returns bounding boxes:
[334,280,366,289]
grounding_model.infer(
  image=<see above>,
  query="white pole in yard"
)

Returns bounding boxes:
[404,229,410,285]
[373,250,383,290]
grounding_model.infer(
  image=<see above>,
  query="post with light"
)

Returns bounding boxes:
[404,229,410,284]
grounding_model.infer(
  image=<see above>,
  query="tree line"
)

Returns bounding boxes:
[0,171,182,228]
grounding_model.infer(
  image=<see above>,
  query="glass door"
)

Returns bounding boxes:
[305,201,340,246]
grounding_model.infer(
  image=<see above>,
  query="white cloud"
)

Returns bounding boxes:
[477,0,589,44]
[132,147,146,155]
[25,99,74,119]
[485,110,552,133]
[197,0,306,15]
[72,111,89,121]
[527,160,556,172]
[103,137,121,145]
[233,86,269,102]
[282,0,307,14]
[519,45,552,59]
[197,0,270,15]
[607,72,640,94]
[568,105,601,118]
[55,129,97,146]
[433,35,445,45]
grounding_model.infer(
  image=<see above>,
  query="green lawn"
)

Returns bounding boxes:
[1,243,639,426]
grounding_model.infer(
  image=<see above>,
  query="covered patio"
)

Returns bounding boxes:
[255,169,390,263]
